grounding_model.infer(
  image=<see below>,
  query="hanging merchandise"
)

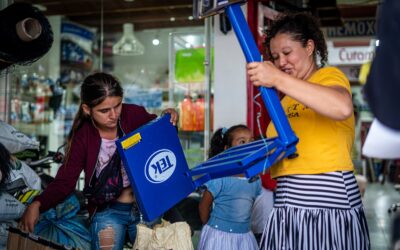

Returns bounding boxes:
[194,95,205,131]
[179,95,195,131]
[175,48,206,83]
[0,2,53,72]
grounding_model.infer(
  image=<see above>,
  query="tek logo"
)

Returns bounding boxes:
[145,149,177,183]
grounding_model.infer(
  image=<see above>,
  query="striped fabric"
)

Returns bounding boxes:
[261,171,370,250]
[17,189,41,204]
[197,224,259,250]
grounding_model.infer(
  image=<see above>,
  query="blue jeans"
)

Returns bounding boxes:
[90,202,140,250]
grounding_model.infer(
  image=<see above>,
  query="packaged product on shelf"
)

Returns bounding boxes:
[33,86,45,123]
[179,95,195,131]
[194,95,205,131]
[10,99,20,123]
[124,86,163,109]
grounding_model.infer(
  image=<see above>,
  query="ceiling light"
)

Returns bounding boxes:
[186,35,195,44]
[152,38,160,46]
[113,23,144,56]
[188,16,194,20]
[170,17,176,22]
[152,31,160,46]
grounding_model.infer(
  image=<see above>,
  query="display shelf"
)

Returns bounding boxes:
[12,122,51,137]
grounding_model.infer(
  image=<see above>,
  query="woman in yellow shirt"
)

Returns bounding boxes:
[247,13,369,249]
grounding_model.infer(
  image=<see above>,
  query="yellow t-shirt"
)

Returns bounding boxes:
[267,67,355,178]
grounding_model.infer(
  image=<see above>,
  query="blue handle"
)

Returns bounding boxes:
[226,4,298,147]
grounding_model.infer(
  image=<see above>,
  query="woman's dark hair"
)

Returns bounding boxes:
[65,72,124,161]
[265,12,328,66]
[0,143,12,190]
[208,125,249,158]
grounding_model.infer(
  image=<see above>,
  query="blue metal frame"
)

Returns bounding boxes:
[226,4,298,149]
[188,3,298,180]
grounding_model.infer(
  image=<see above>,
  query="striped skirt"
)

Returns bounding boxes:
[197,224,259,250]
[261,171,370,250]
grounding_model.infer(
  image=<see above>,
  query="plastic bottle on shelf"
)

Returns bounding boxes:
[10,99,20,124]
[20,101,32,123]
[34,85,45,123]
[179,95,195,131]
[194,94,205,131]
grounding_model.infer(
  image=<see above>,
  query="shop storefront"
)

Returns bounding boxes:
[325,19,382,180]
[2,3,211,172]
[1,1,399,249]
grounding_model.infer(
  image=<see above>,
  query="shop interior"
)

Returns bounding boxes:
[0,0,399,249]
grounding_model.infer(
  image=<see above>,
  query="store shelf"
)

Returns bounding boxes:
[13,122,51,137]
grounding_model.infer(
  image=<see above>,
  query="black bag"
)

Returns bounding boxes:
[83,151,123,206]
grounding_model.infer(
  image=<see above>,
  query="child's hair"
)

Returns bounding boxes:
[208,125,249,158]
[64,72,124,163]
[0,143,12,189]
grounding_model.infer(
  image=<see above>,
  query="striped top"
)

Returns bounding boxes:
[274,171,362,209]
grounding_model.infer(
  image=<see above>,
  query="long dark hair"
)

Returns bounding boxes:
[208,125,249,158]
[65,72,124,161]
[265,12,328,67]
[0,143,12,190]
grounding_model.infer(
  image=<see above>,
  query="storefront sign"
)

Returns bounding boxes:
[326,19,376,37]
[328,45,375,65]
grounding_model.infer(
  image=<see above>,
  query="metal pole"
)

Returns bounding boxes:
[0,0,13,122]
[203,17,212,160]
[168,32,175,107]
[99,0,104,71]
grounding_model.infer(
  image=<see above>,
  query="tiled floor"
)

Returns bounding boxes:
[363,182,400,250]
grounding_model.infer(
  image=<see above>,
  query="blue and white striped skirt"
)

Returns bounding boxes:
[261,171,370,250]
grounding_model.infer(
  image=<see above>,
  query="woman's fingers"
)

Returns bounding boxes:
[162,108,179,126]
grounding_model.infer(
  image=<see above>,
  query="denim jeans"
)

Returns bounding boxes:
[90,202,141,250]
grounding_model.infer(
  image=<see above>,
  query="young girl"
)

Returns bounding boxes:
[19,72,178,250]
[197,125,261,250]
